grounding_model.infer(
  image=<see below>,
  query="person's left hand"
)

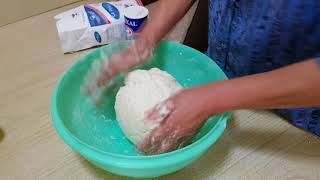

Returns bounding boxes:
[137,88,211,155]
[82,39,154,104]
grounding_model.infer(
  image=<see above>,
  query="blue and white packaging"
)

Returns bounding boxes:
[124,6,149,40]
[54,0,143,53]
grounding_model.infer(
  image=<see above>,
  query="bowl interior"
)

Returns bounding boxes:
[55,41,228,156]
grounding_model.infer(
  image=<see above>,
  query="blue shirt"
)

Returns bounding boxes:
[207,0,320,136]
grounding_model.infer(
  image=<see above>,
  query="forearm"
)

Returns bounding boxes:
[108,0,193,73]
[201,59,320,115]
[136,0,194,48]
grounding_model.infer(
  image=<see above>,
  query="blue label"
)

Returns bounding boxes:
[102,3,120,19]
[124,16,147,32]
[94,32,102,43]
[84,6,107,27]
[125,19,138,27]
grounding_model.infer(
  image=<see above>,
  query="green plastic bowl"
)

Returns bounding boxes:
[51,41,232,178]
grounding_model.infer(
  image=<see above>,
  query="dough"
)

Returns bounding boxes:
[115,68,182,144]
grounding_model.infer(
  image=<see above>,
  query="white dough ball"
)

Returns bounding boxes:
[115,68,182,144]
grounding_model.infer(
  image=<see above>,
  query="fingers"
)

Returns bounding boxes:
[144,99,175,124]
[95,41,154,88]
[96,65,113,87]
[137,115,196,155]
[176,134,193,149]
[137,124,171,154]
[130,39,154,64]
[137,121,186,155]
[138,131,190,155]
[97,54,121,87]
[82,61,102,96]
[96,51,134,88]
[137,131,160,154]
[82,41,154,105]
[138,98,177,154]
[138,98,175,154]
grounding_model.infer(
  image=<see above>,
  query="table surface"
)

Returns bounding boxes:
[1,1,320,180]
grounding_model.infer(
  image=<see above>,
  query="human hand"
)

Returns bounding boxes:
[82,39,154,103]
[137,88,211,155]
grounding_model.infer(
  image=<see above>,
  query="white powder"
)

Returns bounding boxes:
[115,68,182,144]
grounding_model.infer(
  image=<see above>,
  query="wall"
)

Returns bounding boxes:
[183,0,208,52]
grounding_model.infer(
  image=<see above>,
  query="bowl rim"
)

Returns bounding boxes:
[51,40,232,168]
